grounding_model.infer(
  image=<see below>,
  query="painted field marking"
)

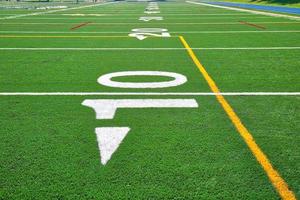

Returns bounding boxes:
[82,99,199,165]
[179,35,296,200]
[1,47,300,50]
[1,22,299,25]
[239,21,266,29]
[0,30,299,34]
[129,28,171,40]
[173,30,300,33]
[144,11,160,14]
[0,35,132,38]
[0,2,118,20]
[81,70,197,165]
[70,22,91,30]
[62,14,108,16]
[0,13,248,16]
[95,127,130,165]
[33,13,259,16]
[98,71,187,88]
[0,92,299,96]
[82,99,198,119]
[8,14,284,17]
[145,2,159,11]
[186,1,300,21]
[139,17,163,21]
[2,16,276,20]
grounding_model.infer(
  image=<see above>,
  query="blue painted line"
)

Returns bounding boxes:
[208,2,300,15]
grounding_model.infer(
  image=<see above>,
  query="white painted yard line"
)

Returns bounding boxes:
[0,29,161,33]
[15,13,274,16]
[0,47,299,50]
[0,92,299,96]
[4,16,275,19]
[186,1,300,21]
[198,47,300,50]
[0,2,118,20]
[47,13,256,16]
[1,22,299,25]
[1,30,299,34]
[3,16,265,19]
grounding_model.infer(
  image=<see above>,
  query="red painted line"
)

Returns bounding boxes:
[239,21,266,29]
[70,22,91,30]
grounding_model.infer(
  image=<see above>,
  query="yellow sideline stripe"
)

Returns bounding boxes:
[179,35,296,200]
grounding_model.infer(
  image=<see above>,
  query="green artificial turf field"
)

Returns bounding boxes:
[0,0,299,199]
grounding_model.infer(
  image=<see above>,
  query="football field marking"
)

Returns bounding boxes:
[82,99,198,119]
[3,15,285,17]
[0,2,118,20]
[186,1,300,21]
[23,13,263,15]
[61,13,107,16]
[0,13,251,16]
[179,35,296,200]
[1,30,299,34]
[139,16,163,21]
[1,22,299,25]
[97,71,187,88]
[0,35,132,38]
[1,47,300,50]
[1,0,298,196]
[0,92,299,96]
[70,22,91,30]
[129,28,171,40]
[82,99,198,165]
[172,30,300,33]
[239,21,266,29]
[96,127,130,165]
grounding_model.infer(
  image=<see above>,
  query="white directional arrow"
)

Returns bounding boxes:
[127,33,147,40]
[135,34,147,40]
[95,127,130,165]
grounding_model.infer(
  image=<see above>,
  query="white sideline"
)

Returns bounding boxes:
[0,2,118,20]
[0,92,299,96]
[0,47,299,50]
[186,1,300,21]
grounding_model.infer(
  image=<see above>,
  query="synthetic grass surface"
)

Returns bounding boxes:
[0,0,299,199]
[0,96,279,199]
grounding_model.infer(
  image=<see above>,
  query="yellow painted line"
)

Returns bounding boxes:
[179,35,296,200]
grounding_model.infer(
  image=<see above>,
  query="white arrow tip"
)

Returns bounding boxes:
[95,127,130,165]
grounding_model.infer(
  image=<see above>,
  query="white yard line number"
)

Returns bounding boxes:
[82,71,198,165]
